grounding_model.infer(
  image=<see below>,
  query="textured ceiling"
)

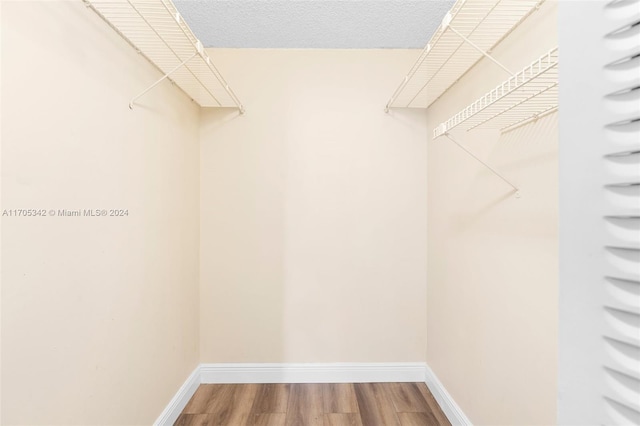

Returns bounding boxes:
[173,1,455,49]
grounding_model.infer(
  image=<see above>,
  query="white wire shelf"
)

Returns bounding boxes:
[385,0,545,111]
[84,0,244,111]
[434,47,558,137]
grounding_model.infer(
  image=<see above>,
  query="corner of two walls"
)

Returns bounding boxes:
[1,4,430,421]
[1,2,200,424]
[425,2,558,425]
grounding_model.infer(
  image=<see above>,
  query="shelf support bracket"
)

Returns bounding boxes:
[442,132,520,196]
[129,51,199,109]
[442,13,514,76]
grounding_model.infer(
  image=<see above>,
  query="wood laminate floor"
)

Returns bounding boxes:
[176,383,451,426]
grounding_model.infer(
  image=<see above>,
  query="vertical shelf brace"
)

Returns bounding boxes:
[442,132,520,196]
[129,51,199,109]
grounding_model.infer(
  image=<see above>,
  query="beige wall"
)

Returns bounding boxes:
[1,2,200,425]
[199,49,428,363]
[1,1,559,423]
[426,2,558,425]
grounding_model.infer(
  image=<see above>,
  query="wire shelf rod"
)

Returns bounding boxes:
[443,133,520,195]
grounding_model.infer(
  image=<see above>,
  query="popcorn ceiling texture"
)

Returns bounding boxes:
[173,0,454,49]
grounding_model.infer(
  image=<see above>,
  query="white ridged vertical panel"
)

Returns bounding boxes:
[559,0,640,424]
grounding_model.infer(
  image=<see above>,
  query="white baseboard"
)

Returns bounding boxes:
[424,365,472,426]
[200,362,427,384]
[154,363,470,426]
[154,366,201,426]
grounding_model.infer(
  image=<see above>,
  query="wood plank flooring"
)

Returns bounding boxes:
[176,383,450,426]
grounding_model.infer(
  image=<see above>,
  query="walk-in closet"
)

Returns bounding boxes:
[1,0,638,425]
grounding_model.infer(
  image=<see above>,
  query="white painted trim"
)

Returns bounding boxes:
[424,365,473,426]
[200,362,427,384]
[154,363,469,425]
[154,366,201,426]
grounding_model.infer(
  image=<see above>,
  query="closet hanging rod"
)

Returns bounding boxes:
[84,0,245,113]
[385,0,546,111]
[499,105,558,134]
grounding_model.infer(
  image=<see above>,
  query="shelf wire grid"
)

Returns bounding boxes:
[434,47,558,137]
[387,0,544,110]
[85,0,243,110]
